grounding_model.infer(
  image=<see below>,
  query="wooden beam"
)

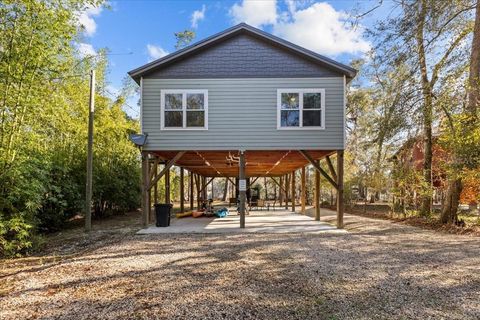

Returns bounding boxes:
[301,167,306,214]
[199,177,214,194]
[299,150,338,190]
[148,160,153,221]
[246,176,260,191]
[141,152,149,227]
[189,171,194,210]
[326,155,337,181]
[194,174,200,209]
[226,177,236,186]
[149,152,185,190]
[165,166,170,204]
[279,176,284,206]
[291,171,296,212]
[336,150,344,229]
[148,157,160,182]
[315,160,320,221]
[270,177,287,195]
[180,167,184,213]
[153,161,159,205]
[284,174,289,210]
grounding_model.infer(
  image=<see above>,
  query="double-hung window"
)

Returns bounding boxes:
[161,90,208,129]
[277,89,325,129]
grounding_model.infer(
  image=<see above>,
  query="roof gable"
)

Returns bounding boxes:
[129,23,357,82]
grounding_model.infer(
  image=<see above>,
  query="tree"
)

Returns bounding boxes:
[174,30,195,50]
[439,0,480,223]
[371,0,476,217]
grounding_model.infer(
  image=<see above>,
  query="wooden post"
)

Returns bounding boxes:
[315,160,320,221]
[279,176,284,206]
[291,171,296,212]
[337,151,344,228]
[301,166,306,214]
[195,174,201,210]
[285,174,289,210]
[180,167,184,213]
[165,166,170,204]
[189,171,194,210]
[141,151,149,227]
[202,176,207,200]
[148,161,153,223]
[239,151,246,228]
[153,161,158,205]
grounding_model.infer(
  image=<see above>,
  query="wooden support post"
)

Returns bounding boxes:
[153,160,159,205]
[165,166,170,204]
[180,167,184,213]
[141,152,149,227]
[189,171,194,210]
[202,176,207,200]
[315,160,320,221]
[291,171,296,212]
[195,174,201,210]
[148,151,185,190]
[337,151,344,229]
[239,151,246,228]
[301,166,306,214]
[299,150,338,190]
[279,176,284,206]
[325,155,338,181]
[285,174,289,210]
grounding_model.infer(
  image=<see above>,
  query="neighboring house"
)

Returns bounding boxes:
[128,23,356,228]
[392,136,478,206]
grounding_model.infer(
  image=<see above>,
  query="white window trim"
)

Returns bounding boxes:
[276,88,325,130]
[160,89,208,130]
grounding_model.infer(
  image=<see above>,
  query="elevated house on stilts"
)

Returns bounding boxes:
[128,23,356,229]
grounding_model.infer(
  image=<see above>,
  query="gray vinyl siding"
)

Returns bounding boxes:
[145,34,340,79]
[142,77,345,151]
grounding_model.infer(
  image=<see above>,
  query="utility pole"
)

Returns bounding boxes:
[85,69,95,232]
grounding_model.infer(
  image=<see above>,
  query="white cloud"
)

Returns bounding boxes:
[77,5,102,36]
[191,4,206,28]
[274,2,370,56]
[147,44,169,61]
[228,1,370,56]
[75,42,96,57]
[229,0,277,27]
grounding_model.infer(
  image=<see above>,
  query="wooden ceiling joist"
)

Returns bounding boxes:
[150,150,335,177]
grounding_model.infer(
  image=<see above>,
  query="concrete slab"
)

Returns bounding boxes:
[137,208,347,235]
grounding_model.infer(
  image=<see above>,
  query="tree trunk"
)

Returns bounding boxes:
[440,178,462,223]
[440,0,480,223]
[415,0,433,217]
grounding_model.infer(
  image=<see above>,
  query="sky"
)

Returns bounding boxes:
[76,0,391,118]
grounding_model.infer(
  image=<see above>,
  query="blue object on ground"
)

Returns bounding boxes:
[215,207,229,218]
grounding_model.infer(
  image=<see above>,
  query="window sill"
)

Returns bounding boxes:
[160,127,208,131]
[277,126,325,130]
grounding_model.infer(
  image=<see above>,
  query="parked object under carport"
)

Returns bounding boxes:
[155,204,172,227]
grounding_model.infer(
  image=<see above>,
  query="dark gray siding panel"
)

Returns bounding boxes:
[146,34,339,79]
[141,78,345,151]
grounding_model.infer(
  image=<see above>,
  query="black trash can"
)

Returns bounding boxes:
[155,203,172,227]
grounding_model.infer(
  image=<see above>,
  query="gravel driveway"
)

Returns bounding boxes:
[1,209,479,320]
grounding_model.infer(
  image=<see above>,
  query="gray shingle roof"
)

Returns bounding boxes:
[128,23,357,83]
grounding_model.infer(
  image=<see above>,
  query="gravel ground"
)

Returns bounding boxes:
[1,210,479,320]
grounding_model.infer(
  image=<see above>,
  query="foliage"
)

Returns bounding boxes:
[174,30,196,50]
[0,0,140,257]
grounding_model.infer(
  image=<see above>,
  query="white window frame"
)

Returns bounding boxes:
[160,89,208,130]
[277,88,325,130]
